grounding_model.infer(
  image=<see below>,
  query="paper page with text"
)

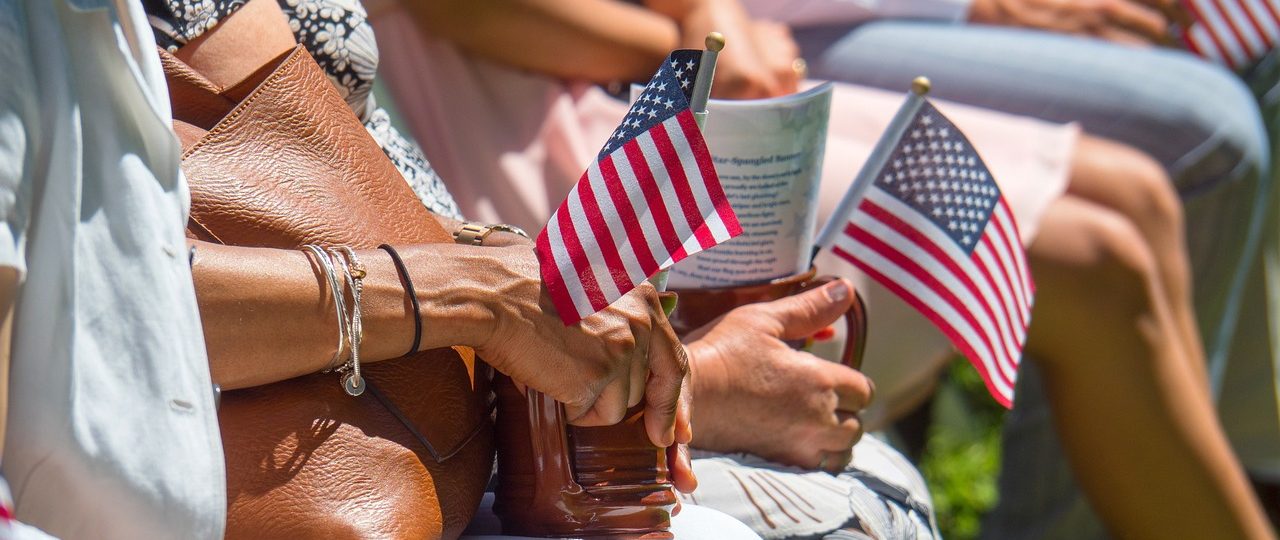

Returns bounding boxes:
[644,83,833,288]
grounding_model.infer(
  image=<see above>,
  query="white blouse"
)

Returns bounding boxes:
[0,1,224,538]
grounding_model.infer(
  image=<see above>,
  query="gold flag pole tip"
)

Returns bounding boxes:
[911,76,931,96]
[705,32,726,52]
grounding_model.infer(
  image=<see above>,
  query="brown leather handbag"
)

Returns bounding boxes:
[161,45,493,539]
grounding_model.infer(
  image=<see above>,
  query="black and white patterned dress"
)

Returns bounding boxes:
[144,0,464,219]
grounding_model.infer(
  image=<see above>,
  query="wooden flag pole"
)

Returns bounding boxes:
[648,32,725,293]
[810,76,931,267]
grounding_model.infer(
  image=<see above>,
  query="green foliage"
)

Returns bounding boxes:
[919,358,1007,540]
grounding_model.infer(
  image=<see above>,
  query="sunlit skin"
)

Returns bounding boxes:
[402,0,1273,536]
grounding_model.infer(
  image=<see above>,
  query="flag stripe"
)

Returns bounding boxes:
[538,49,739,324]
[992,203,1036,299]
[852,194,1021,383]
[1212,0,1266,58]
[600,151,660,274]
[857,197,1024,379]
[625,134,688,261]
[676,111,743,240]
[583,162,649,290]
[613,142,681,273]
[537,209,595,319]
[1242,0,1280,42]
[1205,0,1254,65]
[648,120,716,251]
[1227,0,1273,53]
[976,237,1029,331]
[1188,0,1249,67]
[832,240,1015,405]
[844,213,1016,386]
[563,184,620,309]
[984,204,1034,316]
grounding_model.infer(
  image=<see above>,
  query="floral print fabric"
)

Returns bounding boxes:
[145,0,464,218]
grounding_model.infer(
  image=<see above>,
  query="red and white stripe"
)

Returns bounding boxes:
[1183,0,1280,69]
[537,109,741,325]
[830,186,1034,407]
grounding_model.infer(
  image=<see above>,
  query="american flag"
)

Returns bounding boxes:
[822,100,1033,407]
[536,50,741,325]
[1181,0,1279,69]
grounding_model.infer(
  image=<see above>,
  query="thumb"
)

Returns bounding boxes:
[758,278,855,340]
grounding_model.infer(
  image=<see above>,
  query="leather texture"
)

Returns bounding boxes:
[164,45,493,539]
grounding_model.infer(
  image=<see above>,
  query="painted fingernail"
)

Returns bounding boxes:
[825,280,850,302]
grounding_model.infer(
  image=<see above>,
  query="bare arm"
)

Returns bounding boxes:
[398,0,680,83]
[190,239,691,450]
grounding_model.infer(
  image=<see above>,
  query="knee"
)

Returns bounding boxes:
[1045,207,1162,317]
[1116,146,1185,240]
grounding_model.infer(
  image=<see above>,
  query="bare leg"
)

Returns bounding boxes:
[1065,136,1207,390]
[1025,195,1272,539]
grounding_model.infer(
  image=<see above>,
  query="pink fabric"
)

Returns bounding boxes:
[370,3,1077,421]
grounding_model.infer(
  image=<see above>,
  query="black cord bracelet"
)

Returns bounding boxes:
[379,244,422,357]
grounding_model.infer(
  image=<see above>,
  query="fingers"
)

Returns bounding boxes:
[667,443,699,493]
[568,377,632,427]
[628,328,651,409]
[675,369,694,445]
[757,278,856,340]
[1101,0,1168,43]
[1129,0,1191,27]
[644,316,689,448]
[825,362,875,413]
[818,447,855,475]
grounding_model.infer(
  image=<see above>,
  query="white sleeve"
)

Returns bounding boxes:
[0,2,34,276]
[741,0,971,27]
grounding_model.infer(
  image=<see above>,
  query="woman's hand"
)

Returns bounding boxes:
[967,0,1188,45]
[438,244,692,450]
[684,279,872,471]
[675,0,800,99]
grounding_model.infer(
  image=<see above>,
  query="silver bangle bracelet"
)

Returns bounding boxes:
[304,245,348,373]
[331,247,366,397]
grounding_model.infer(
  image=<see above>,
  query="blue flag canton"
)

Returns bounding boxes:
[874,101,1001,253]
[599,50,702,158]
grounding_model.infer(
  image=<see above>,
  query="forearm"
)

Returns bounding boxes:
[401,0,680,83]
[191,241,505,389]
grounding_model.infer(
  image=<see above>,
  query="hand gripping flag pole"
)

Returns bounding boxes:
[649,32,725,293]
[810,77,1034,407]
[537,36,740,325]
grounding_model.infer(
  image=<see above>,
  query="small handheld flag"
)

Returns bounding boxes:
[814,77,1033,407]
[537,47,741,325]
[1179,0,1279,70]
